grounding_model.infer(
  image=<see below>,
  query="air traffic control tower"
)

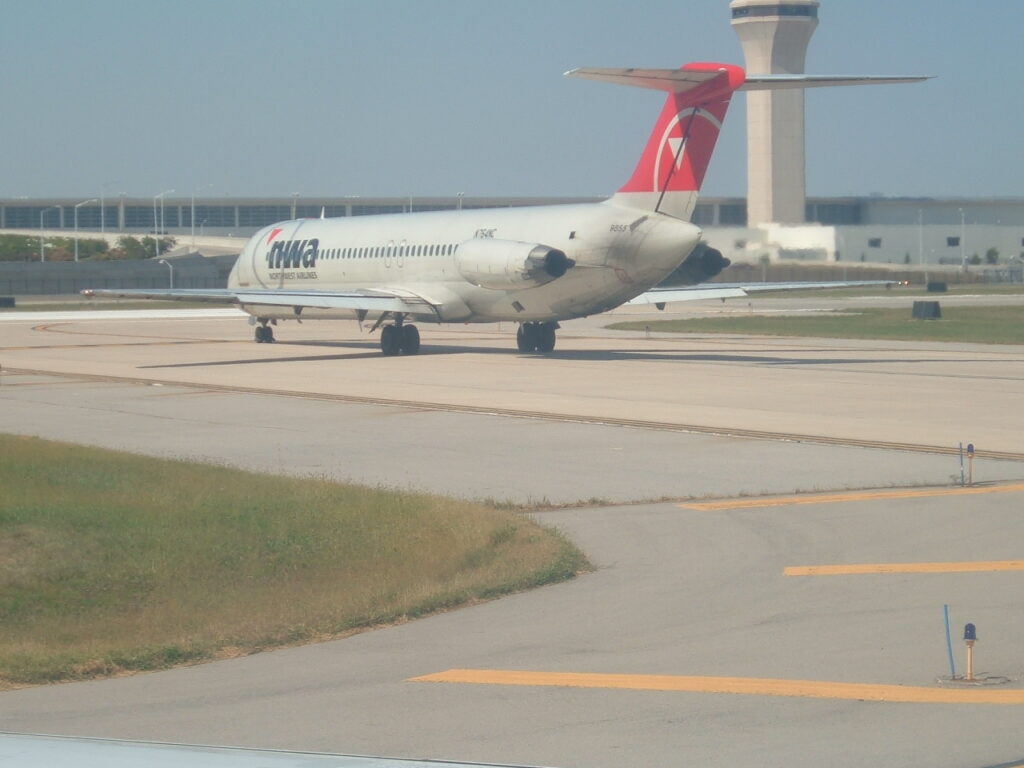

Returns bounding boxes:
[730,0,819,226]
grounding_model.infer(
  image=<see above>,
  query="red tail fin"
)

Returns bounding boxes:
[567,63,746,220]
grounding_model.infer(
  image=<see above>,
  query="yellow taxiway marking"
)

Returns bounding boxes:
[681,483,1024,512]
[785,560,1024,576]
[410,669,1024,704]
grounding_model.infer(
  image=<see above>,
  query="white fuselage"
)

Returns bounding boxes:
[227,199,702,324]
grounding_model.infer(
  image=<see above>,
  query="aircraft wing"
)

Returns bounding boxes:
[628,280,893,305]
[81,288,440,317]
[81,288,240,303]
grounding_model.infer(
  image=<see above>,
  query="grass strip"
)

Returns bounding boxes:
[608,305,1024,345]
[0,434,588,687]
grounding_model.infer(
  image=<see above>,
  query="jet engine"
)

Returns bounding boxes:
[455,239,575,290]
[658,242,731,286]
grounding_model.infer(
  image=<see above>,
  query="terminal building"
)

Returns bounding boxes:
[1,195,1022,270]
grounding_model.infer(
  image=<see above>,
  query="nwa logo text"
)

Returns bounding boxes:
[265,238,319,269]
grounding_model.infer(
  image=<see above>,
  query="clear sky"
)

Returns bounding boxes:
[2,0,1020,201]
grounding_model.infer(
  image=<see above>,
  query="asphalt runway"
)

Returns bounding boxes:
[1,303,1023,768]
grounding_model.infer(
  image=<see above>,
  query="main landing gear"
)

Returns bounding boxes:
[380,319,420,356]
[254,319,275,343]
[517,321,558,353]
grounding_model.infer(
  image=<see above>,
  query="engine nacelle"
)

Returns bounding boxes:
[657,243,731,287]
[455,239,574,290]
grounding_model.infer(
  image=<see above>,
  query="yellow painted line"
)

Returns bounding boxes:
[410,669,1024,704]
[785,560,1024,576]
[681,483,1024,512]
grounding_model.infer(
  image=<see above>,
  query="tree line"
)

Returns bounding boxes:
[0,234,176,262]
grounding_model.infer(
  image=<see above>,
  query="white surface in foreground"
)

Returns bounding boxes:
[0,733,532,768]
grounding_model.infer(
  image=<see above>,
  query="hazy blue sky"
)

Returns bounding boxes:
[2,1,1020,200]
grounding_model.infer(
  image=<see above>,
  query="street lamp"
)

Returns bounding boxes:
[153,189,174,258]
[158,258,174,289]
[99,181,121,234]
[959,207,966,270]
[918,208,928,285]
[191,184,213,252]
[39,205,61,261]
[74,198,98,262]
[161,189,174,239]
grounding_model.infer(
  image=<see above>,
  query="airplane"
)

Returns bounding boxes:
[84,63,926,355]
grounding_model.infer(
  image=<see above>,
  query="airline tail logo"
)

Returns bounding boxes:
[620,95,731,196]
[651,107,724,195]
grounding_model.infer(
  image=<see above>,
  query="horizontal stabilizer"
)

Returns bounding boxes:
[567,68,930,93]
[740,74,931,90]
[565,67,728,93]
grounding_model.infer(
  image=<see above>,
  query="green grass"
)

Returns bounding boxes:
[0,434,588,687]
[608,305,1024,345]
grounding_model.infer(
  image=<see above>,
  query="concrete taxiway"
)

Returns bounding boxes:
[1,302,1023,768]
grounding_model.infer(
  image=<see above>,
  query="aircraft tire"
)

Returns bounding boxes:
[254,326,266,343]
[517,323,539,352]
[536,322,556,353]
[380,325,401,356]
[400,324,420,355]
[516,324,530,352]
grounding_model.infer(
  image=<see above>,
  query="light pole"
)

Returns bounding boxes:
[99,181,121,234]
[291,192,299,220]
[98,182,113,233]
[191,184,213,252]
[158,258,174,288]
[153,189,174,258]
[918,208,927,285]
[959,207,966,270]
[74,198,97,262]
[39,205,61,261]
[161,190,174,238]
